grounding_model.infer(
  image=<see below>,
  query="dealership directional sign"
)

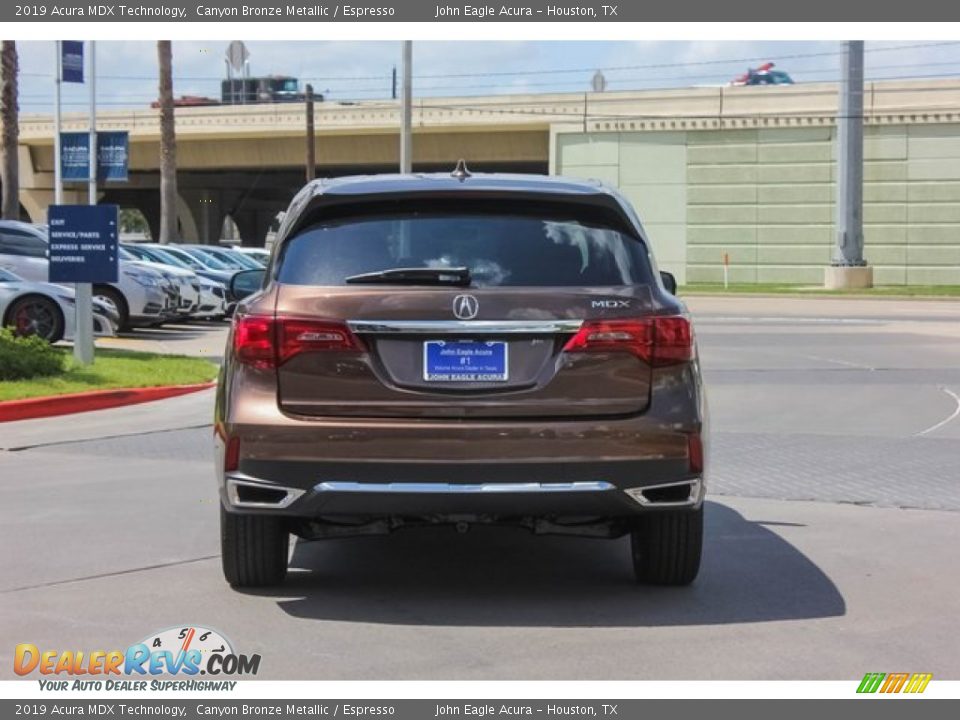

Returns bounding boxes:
[47,204,119,284]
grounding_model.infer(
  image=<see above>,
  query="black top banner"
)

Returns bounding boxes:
[6,0,960,22]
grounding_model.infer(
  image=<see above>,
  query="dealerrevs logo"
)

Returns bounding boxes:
[14,625,260,680]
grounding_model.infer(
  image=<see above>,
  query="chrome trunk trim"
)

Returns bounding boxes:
[347,319,584,335]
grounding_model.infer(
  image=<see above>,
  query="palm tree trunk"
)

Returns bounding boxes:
[0,40,19,221]
[157,40,177,243]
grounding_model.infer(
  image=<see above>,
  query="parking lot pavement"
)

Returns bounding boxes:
[2,296,959,679]
[686,295,960,510]
[91,320,229,360]
[0,458,956,679]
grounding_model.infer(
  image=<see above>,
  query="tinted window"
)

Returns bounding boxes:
[278,211,650,287]
[158,247,207,270]
[194,248,247,270]
[180,247,230,271]
[122,245,152,261]
[0,228,47,258]
[140,246,187,268]
[222,250,263,270]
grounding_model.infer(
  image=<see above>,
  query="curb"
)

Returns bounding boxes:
[0,382,217,423]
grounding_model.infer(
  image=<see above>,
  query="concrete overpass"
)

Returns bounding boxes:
[17,95,559,244]
[12,79,960,285]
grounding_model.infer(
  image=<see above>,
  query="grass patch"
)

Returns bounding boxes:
[680,283,960,298]
[0,348,218,402]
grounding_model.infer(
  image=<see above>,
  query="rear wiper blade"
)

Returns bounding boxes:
[344,266,472,286]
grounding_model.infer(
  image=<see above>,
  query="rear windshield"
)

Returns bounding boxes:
[277,207,651,287]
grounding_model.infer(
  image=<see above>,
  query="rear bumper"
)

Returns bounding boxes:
[215,352,709,522]
[217,450,704,518]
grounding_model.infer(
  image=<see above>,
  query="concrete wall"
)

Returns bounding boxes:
[554,123,960,286]
[555,131,688,284]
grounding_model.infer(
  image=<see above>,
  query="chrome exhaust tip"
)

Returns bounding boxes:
[226,475,305,509]
[624,478,702,507]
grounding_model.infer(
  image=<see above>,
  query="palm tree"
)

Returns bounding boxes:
[0,40,19,221]
[157,40,177,243]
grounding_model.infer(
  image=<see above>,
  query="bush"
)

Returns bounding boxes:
[0,327,66,381]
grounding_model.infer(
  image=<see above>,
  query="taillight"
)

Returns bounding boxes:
[233,315,275,369]
[563,316,693,367]
[233,315,363,368]
[651,316,695,366]
[687,433,704,474]
[563,319,653,358]
[224,435,241,473]
[277,319,363,363]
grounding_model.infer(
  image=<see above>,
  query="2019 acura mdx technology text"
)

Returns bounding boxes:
[215,169,708,588]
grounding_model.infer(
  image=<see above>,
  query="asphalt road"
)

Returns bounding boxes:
[2,296,959,680]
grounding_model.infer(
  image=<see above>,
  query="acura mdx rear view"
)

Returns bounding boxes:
[215,172,707,588]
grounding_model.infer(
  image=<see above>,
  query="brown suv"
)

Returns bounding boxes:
[215,170,707,588]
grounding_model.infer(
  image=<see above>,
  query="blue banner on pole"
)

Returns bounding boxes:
[96,131,129,182]
[61,41,84,84]
[47,205,119,284]
[60,131,129,182]
[60,132,90,181]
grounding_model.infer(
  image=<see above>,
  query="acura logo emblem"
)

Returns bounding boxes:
[452,294,479,320]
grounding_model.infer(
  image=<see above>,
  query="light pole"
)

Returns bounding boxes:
[74,40,96,365]
[53,41,62,206]
[305,83,315,182]
[400,41,412,173]
[826,40,872,289]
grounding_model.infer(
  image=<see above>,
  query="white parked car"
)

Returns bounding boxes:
[0,267,118,342]
[0,220,172,331]
[121,243,227,320]
[118,246,200,318]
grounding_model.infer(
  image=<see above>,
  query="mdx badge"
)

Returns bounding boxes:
[592,299,631,308]
[453,294,480,319]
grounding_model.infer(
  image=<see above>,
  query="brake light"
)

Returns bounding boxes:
[563,319,653,357]
[277,319,364,363]
[233,315,275,369]
[232,315,363,368]
[224,435,241,473]
[563,316,693,367]
[687,433,704,474]
[651,316,695,366]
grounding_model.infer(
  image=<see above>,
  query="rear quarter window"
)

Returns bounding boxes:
[276,201,652,287]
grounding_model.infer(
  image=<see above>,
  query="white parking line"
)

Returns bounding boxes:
[799,353,877,371]
[915,387,960,437]
[697,316,886,325]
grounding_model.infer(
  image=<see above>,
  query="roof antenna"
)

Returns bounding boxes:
[451,159,472,181]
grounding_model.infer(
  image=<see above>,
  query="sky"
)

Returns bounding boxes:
[14,40,960,114]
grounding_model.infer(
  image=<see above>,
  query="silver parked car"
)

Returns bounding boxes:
[0,220,170,331]
[0,267,118,342]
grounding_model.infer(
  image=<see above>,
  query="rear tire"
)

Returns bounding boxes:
[630,507,703,586]
[7,295,64,343]
[220,507,289,588]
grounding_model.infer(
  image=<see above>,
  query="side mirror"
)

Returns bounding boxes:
[660,271,677,295]
[229,268,266,301]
